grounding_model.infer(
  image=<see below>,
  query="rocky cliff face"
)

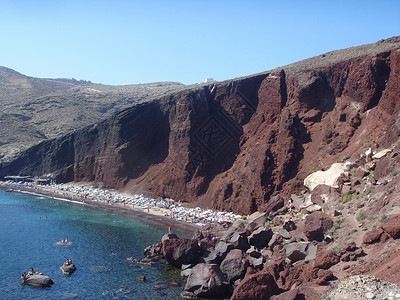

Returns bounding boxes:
[1,37,400,215]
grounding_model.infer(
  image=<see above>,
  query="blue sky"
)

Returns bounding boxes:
[0,0,399,85]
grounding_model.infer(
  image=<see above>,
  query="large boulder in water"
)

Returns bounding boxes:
[183,263,232,299]
[22,274,55,287]
[60,263,77,275]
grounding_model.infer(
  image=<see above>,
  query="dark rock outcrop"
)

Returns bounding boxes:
[161,238,201,267]
[285,242,310,262]
[181,263,196,278]
[183,263,232,299]
[270,289,301,300]
[227,229,250,252]
[248,226,273,250]
[248,256,265,270]
[283,220,296,232]
[314,269,334,285]
[270,282,324,300]
[246,211,268,231]
[340,243,366,262]
[265,195,285,215]
[220,249,249,285]
[343,242,358,252]
[303,212,333,242]
[268,233,284,250]
[281,261,314,290]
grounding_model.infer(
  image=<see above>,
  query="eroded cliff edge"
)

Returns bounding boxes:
[1,37,400,215]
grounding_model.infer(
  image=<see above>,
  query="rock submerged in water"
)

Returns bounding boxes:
[137,275,146,281]
[61,293,79,299]
[91,266,110,272]
[22,274,55,287]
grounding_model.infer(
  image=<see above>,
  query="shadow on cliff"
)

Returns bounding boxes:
[263,73,336,205]
[116,103,170,183]
[0,134,75,182]
[186,79,263,197]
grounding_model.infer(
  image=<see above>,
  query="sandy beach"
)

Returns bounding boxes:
[0,181,240,234]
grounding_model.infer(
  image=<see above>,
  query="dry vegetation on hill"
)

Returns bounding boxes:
[0,66,187,159]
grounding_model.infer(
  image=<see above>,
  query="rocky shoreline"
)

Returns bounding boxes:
[3,145,400,299]
[140,147,400,299]
[143,209,400,299]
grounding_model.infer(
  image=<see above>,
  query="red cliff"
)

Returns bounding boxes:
[1,37,400,215]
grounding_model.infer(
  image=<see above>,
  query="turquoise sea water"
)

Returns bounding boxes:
[0,189,186,299]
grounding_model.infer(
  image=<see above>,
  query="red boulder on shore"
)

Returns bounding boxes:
[231,269,281,300]
[381,214,400,239]
[314,250,340,269]
[363,228,384,244]
[303,212,333,242]
[161,238,201,267]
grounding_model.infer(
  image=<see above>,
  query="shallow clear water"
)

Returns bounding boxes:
[0,189,186,299]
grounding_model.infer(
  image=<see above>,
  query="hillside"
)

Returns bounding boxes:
[0,66,186,159]
[0,37,399,217]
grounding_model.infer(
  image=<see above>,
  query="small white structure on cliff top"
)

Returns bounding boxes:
[204,78,215,83]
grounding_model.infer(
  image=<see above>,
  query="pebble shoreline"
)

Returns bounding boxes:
[322,275,400,300]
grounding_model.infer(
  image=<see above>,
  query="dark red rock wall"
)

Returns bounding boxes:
[1,39,400,215]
